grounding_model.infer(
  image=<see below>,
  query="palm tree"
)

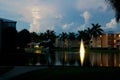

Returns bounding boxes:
[68,32,76,40]
[77,30,91,48]
[59,32,68,48]
[44,30,56,48]
[77,30,86,41]
[84,27,92,47]
[91,23,103,47]
[39,33,46,41]
[68,32,76,47]
[30,32,40,42]
[91,23,103,38]
[18,29,31,48]
[106,0,120,22]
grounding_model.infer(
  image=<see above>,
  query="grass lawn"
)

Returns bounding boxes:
[0,66,13,75]
[10,66,120,80]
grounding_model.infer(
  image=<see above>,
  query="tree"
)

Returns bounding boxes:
[91,23,103,47]
[77,30,86,40]
[68,32,76,47]
[106,0,120,22]
[41,30,56,48]
[30,32,40,42]
[45,30,56,43]
[84,28,92,47]
[18,29,31,48]
[91,23,103,38]
[59,32,68,48]
[68,32,76,41]
[39,32,46,43]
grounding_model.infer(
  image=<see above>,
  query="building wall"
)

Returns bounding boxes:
[90,33,120,49]
[0,21,2,51]
[55,38,80,48]
[0,18,16,53]
[115,33,120,49]
[101,34,108,48]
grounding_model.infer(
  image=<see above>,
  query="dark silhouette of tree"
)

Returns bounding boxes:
[68,32,76,47]
[39,33,46,41]
[84,28,92,47]
[45,30,56,44]
[91,23,103,47]
[59,32,68,42]
[68,32,76,41]
[77,30,86,40]
[59,32,68,48]
[39,30,56,48]
[30,32,40,42]
[91,23,103,38]
[18,29,31,49]
[106,0,120,22]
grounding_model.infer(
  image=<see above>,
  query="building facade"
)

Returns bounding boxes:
[55,38,80,48]
[90,32,120,49]
[0,18,16,53]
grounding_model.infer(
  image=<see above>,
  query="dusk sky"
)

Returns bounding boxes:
[0,0,120,34]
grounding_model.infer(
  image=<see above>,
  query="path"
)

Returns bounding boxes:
[0,66,48,80]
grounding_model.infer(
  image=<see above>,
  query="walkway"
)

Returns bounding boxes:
[0,66,48,80]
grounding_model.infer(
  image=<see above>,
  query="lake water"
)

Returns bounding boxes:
[26,51,120,67]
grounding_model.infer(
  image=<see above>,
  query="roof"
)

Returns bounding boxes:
[0,18,16,23]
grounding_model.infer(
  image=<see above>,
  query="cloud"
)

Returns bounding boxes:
[77,24,86,31]
[0,0,116,33]
[76,0,107,11]
[0,0,63,33]
[105,18,117,29]
[28,5,61,32]
[62,22,74,30]
[81,11,90,23]
[55,14,63,19]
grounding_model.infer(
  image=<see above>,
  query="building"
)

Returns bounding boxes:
[0,18,17,53]
[90,32,120,49]
[55,38,80,48]
[114,33,120,49]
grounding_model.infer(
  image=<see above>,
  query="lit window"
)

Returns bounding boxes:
[119,34,120,38]
[114,40,116,43]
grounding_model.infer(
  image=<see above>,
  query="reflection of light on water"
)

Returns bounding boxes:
[36,62,40,65]
[55,52,61,65]
[34,50,41,54]
[79,39,85,66]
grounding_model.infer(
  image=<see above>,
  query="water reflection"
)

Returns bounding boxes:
[89,53,120,67]
[26,51,120,67]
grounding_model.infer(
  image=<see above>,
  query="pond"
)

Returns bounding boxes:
[26,51,120,67]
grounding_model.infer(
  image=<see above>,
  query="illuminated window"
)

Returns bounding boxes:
[114,40,116,43]
[119,34,120,38]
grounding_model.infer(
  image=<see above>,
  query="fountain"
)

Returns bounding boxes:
[79,39,85,66]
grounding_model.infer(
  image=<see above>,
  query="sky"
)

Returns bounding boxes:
[0,0,120,34]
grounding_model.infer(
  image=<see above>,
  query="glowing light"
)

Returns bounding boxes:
[119,34,120,38]
[34,50,41,54]
[79,39,85,66]
[34,45,39,48]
